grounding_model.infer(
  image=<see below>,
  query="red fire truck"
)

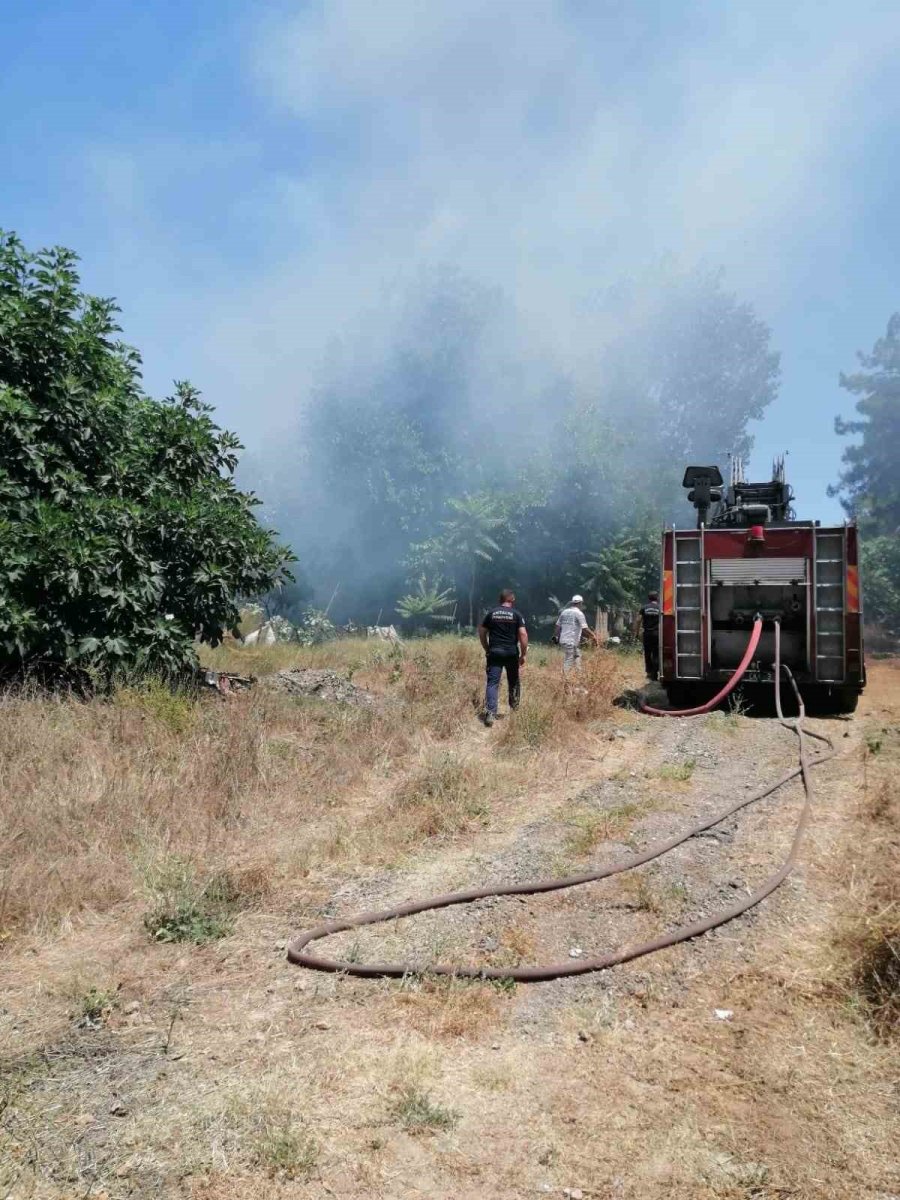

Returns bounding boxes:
[658,460,865,714]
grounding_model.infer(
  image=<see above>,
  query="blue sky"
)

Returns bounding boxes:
[3,0,899,521]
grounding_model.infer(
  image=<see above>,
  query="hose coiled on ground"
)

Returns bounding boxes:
[286,622,833,982]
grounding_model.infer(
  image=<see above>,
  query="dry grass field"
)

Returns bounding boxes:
[1,637,897,1199]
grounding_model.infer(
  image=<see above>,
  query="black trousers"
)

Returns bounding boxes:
[643,633,659,680]
[485,653,520,713]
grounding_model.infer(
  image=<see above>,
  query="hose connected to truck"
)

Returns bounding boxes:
[641,616,764,717]
[287,621,833,982]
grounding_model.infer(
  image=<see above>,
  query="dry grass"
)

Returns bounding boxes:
[392,978,507,1040]
[831,669,900,1039]
[0,677,399,936]
[389,750,491,838]
[0,637,623,940]
[2,643,899,1200]
[495,649,625,752]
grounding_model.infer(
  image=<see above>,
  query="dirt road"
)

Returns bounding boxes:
[1,650,897,1199]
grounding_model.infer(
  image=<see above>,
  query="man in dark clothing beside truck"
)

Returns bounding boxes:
[640,591,661,680]
[478,589,528,727]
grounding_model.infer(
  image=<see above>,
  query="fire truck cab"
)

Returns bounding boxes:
[659,459,865,714]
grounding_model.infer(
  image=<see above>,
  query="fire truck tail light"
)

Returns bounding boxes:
[663,569,674,615]
[847,564,860,613]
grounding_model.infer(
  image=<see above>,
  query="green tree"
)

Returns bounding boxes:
[396,577,455,622]
[0,232,292,680]
[829,314,900,638]
[859,537,900,638]
[581,536,641,632]
[437,494,506,628]
[830,313,900,534]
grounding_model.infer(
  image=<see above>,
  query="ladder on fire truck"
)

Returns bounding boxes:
[674,531,702,678]
[814,529,845,682]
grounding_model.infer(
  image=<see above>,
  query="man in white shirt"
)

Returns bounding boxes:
[554,594,598,673]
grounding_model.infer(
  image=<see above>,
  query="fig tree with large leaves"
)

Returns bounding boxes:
[0,232,292,681]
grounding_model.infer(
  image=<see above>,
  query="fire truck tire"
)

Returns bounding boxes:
[663,684,706,710]
[804,685,860,716]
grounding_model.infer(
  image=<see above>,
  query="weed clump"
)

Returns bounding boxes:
[253,1121,319,1180]
[658,758,696,782]
[563,799,645,855]
[496,651,624,752]
[73,985,118,1027]
[116,678,198,734]
[389,1086,459,1134]
[142,855,241,944]
[498,696,557,750]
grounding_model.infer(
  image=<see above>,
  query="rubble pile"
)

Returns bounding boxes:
[265,668,376,707]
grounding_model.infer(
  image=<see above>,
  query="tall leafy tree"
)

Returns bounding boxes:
[0,232,292,679]
[829,314,900,638]
[437,494,506,627]
[857,537,900,639]
[581,535,641,633]
[829,313,900,533]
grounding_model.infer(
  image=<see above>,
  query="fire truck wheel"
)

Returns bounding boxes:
[663,684,704,710]
[804,686,860,716]
[831,686,860,715]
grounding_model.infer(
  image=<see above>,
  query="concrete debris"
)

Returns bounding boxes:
[266,668,376,707]
[244,620,277,646]
[367,624,402,644]
[714,1008,734,1021]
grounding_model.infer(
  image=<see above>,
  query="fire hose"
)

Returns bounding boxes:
[286,621,833,981]
[640,616,764,717]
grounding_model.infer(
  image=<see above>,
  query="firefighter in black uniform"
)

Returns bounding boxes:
[640,592,661,680]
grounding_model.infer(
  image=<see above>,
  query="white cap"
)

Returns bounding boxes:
[569,594,584,605]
